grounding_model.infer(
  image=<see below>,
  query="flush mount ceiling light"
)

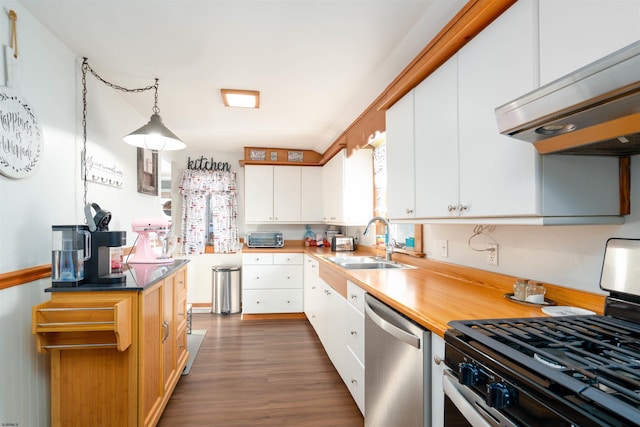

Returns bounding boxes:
[221,89,260,108]
[81,58,185,153]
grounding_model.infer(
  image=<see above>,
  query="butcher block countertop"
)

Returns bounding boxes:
[243,242,606,337]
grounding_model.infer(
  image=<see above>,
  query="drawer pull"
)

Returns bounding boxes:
[350,330,357,336]
[433,355,443,366]
[162,321,170,343]
[351,379,357,384]
[39,307,114,312]
[38,321,114,327]
[43,343,117,349]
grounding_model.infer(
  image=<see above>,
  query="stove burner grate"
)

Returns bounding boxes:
[449,315,640,423]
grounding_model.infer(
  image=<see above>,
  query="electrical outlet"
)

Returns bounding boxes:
[439,240,448,258]
[487,243,499,266]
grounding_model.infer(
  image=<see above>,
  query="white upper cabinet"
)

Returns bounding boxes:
[244,165,275,222]
[457,0,540,217]
[273,166,302,222]
[386,90,416,219]
[301,167,323,223]
[539,0,640,85]
[245,165,322,224]
[322,148,373,225]
[386,0,622,224]
[414,56,460,218]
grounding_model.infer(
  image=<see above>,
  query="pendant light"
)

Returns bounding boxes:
[123,79,185,151]
[81,58,185,154]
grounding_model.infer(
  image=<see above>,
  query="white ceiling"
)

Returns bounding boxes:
[19,0,465,154]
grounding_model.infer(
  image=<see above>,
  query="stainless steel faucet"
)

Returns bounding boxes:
[363,216,393,261]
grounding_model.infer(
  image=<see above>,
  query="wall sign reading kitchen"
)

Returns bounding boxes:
[187,155,232,172]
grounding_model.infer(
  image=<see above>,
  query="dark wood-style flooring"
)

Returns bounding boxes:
[158,313,364,426]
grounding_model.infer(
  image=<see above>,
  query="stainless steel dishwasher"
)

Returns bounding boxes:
[365,293,431,427]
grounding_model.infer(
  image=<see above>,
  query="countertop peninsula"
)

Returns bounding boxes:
[243,242,605,336]
[45,259,189,292]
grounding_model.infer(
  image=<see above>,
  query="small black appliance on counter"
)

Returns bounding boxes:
[83,203,126,284]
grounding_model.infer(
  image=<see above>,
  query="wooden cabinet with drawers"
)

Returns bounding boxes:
[32,262,188,427]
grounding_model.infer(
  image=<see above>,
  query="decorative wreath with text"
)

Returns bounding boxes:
[0,86,43,179]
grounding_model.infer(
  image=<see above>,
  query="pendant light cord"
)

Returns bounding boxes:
[80,57,161,207]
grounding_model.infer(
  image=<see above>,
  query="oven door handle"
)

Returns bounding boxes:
[443,369,501,427]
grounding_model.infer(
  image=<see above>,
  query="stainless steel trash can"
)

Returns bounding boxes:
[212,266,241,314]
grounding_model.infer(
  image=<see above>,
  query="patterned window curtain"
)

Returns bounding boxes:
[178,170,240,254]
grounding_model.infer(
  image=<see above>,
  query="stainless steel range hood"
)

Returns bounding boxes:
[495,40,640,155]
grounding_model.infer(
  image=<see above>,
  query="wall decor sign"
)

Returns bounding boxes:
[137,147,158,195]
[249,149,266,161]
[187,156,232,172]
[0,86,43,178]
[288,151,304,162]
[83,155,124,188]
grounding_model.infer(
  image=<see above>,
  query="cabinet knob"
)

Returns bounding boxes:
[350,330,357,336]
[447,204,457,212]
[351,379,357,384]
[350,294,357,300]
[458,204,468,212]
[287,300,291,304]
[433,355,443,366]
[406,208,414,214]
[256,276,260,279]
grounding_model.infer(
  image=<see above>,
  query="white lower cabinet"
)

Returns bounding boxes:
[303,255,321,327]
[431,334,446,427]
[319,279,347,380]
[242,252,303,314]
[304,257,364,411]
[345,280,366,415]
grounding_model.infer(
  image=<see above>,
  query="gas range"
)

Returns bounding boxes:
[444,238,640,427]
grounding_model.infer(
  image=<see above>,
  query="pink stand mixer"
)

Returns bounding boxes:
[128,219,175,264]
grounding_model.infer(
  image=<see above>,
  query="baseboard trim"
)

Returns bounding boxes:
[241,313,307,321]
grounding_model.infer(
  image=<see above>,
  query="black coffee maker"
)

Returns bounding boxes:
[83,203,127,284]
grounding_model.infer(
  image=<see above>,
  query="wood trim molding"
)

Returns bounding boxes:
[320,0,516,163]
[241,313,307,320]
[377,0,516,111]
[1,246,136,291]
[533,113,640,154]
[240,147,323,166]
[0,264,50,291]
[620,157,631,215]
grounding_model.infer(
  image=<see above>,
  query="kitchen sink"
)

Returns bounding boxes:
[325,256,416,270]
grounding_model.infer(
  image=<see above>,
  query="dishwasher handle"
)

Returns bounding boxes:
[365,297,421,349]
